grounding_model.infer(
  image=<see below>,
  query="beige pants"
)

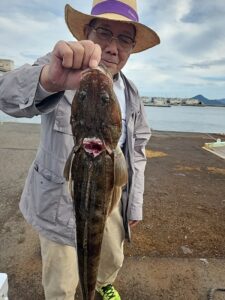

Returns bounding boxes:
[39,205,125,300]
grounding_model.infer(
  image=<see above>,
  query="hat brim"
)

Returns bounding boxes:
[65,4,160,53]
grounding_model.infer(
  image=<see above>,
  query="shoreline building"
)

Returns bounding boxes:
[0,59,14,75]
[141,96,201,106]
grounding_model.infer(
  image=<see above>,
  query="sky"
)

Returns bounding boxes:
[0,0,225,99]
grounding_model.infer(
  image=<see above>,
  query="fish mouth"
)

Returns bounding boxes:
[83,138,105,157]
[81,64,113,82]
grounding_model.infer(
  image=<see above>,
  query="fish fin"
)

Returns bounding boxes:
[64,148,76,197]
[63,148,75,181]
[113,145,128,187]
[108,186,122,215]
[68,170,74,199]
[107,146,128,215]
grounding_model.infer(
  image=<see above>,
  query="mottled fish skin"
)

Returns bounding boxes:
[64,66,128,300]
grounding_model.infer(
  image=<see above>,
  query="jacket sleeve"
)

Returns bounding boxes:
[129,95,151,221]
[0,53,63,118]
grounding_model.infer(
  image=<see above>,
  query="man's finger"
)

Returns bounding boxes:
[53,41,74,69]
[66,41,85,69]
[89,43,102,68]
[129,220,140,228]
[79,40,98,69]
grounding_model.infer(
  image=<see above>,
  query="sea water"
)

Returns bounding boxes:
[0,106,225,134]
[145,106,225,134]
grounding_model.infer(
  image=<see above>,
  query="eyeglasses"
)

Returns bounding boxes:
[90,26,135,51]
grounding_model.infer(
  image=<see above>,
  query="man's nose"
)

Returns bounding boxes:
[105,38,119,55]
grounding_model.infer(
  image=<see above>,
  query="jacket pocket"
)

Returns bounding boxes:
[33,166,61,224]
[57,193,75,228]
[53,91,75,135]
[32,165,75,228]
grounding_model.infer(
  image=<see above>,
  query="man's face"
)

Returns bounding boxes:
[87,19,135,76]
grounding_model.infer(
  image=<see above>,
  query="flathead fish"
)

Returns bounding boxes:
[64,65,128,300]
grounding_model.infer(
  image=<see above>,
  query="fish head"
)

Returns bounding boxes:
[71,65,122,158]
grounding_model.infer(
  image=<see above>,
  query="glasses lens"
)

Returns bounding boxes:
[118,35,134,50]
[93,27,134,51]
[95,27,112,41]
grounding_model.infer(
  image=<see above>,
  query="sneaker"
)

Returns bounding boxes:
[96,284,121,300]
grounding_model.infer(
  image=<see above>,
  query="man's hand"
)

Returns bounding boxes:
[129,220,140,228]
[40,40,102,92]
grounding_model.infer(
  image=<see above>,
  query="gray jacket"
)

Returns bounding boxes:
[0,53,151,245]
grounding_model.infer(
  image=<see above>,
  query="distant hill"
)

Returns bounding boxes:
[192,94,225,106]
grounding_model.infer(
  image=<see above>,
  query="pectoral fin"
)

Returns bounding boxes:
[113,145,128,187]
[107,186,122,215]
[64,148,75,181]
[64,148,76,197]
[108,145,128,215]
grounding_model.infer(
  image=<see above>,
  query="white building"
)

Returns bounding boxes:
[185,98,200,105]
[0,59,14,75]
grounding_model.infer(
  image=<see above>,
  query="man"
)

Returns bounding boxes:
[0,1,160,299]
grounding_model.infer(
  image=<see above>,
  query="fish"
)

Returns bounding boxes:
[64,65,128,300]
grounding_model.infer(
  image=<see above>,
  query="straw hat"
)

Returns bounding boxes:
[65,0,160,53]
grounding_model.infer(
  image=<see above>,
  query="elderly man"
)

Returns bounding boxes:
[0,1,160,299]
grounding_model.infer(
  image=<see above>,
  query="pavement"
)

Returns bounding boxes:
[0,122,225,300]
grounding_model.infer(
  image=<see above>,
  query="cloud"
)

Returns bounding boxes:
[184,58,225,69]
[0,0,225,99]
[0,1,74,67]
[143,0,225,60]
[200,76,225,82]
[181,0,225,24]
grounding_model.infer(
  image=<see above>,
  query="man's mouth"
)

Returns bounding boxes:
[83,138,105,157]
[102,59,118,65]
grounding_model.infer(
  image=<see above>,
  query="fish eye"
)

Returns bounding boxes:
[100,92,110,103]
[79,90,87,101]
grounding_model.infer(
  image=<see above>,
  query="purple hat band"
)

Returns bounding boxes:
[91,0,139,22]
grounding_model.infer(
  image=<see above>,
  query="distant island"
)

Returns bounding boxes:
[142,94,225,107]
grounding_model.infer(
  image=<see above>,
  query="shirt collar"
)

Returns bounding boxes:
[113,72,124,90]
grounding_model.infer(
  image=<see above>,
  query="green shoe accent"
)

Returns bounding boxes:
[97,284,121,300]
